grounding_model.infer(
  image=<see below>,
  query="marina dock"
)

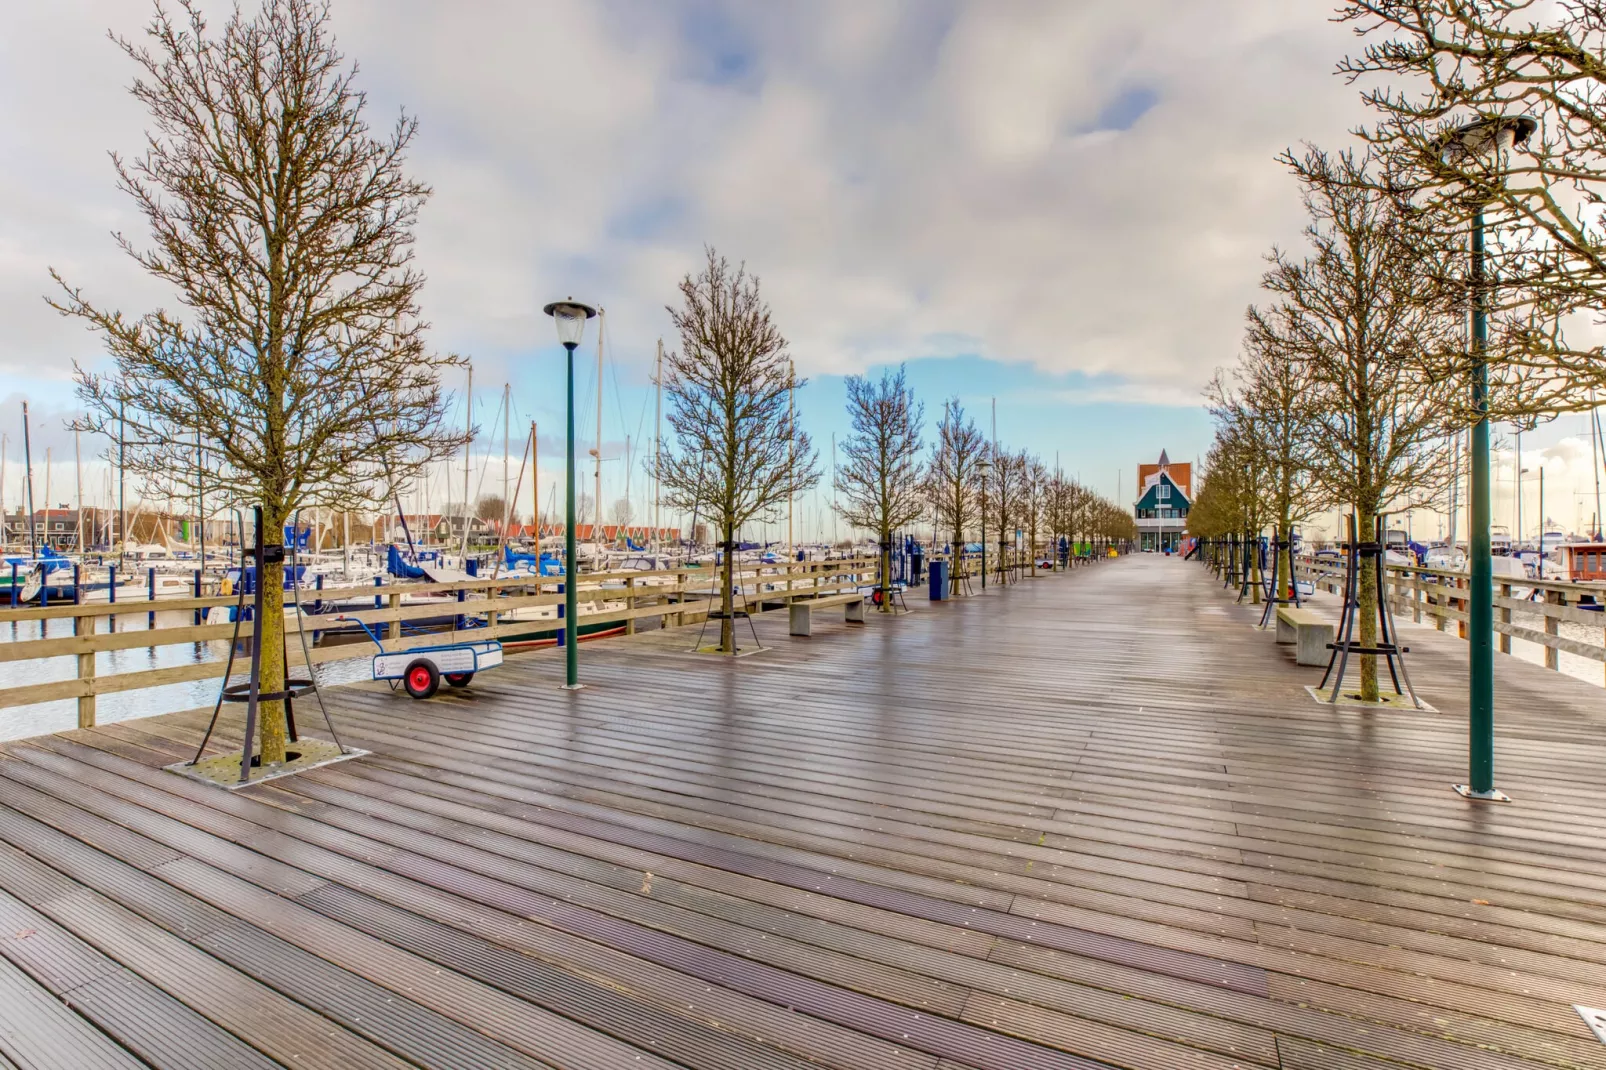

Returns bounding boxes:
[1,555,1605,1069]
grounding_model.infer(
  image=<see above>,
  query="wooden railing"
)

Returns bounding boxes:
[1294,555,1606,683]
[0,556,881,726]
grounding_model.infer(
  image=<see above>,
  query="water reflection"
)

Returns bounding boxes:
[0,609,371,741]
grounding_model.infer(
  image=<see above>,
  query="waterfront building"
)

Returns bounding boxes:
[1134,450,1191,552]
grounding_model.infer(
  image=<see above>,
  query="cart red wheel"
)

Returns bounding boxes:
[403,659,440,699]
[444,671,474,688]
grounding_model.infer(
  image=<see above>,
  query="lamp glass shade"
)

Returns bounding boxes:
[543,300,596,347]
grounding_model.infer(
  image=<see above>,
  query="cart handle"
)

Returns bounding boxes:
[331,615,387,652]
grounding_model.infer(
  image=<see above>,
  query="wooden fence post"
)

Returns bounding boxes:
[1498,582,1511,654]
[387,590,402,642]
[625,575,636,636]
[75,610,96,729]
[1545,589,1561,671]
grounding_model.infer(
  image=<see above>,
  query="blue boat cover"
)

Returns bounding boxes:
[386,544,428,579]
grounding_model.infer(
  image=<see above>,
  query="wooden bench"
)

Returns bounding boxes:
[1276,606,1333,667]
[789,591,865,636]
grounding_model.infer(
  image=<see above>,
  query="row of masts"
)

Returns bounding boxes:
[428,309,671,557]
[1433,406,1606,544]
[0,317,674,560]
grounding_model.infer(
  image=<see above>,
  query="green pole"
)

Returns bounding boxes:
[980,471,987,590]
[1462,205,1502,800]
[563,340,580,688]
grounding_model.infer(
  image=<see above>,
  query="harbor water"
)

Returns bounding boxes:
[0,609,373,742]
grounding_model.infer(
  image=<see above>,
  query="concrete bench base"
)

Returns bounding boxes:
[1276,607,1334,667]
[789,595,865,636]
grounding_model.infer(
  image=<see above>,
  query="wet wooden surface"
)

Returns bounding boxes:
[1,555,1605,1069]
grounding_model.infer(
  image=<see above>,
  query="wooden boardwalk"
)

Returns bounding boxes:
[2,556,1606,1069]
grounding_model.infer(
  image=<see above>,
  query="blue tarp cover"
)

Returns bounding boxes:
[386,544,428,579]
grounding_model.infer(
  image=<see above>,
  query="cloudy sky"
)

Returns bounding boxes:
[3,0,1603,537]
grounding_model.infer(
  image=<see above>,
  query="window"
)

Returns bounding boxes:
[1157,484,1171,501]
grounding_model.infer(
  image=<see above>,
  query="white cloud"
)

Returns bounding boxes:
[0,0,1369,400]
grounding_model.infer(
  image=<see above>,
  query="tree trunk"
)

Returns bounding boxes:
[879,532,892,612]
[720,527,735,654]
[1250,533,1262,605]
[950,524,963,595]
[256,507,289,764]
[1357,508,1379,701]
[1276,508,1292,605]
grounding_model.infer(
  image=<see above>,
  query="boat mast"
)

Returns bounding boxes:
[788,359,794,559]
[196,425,205,569]
[654,338,662,554]
[22,402,37,556]
[43,448,51,550]
[460,363,472,560]
[118,401,125,563]
[1538,466,1546,579]
[830,433,837,548]
[1515,430,1523,546]
[1446,430,1459,547]
[1591,394,1602,539]
[595,308,605,557]
[1,433,7,551]
[503,382,511,542]
[530,421,539,548]
[75,430,83,558]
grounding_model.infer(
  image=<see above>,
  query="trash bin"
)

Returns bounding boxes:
[928,559,949,601]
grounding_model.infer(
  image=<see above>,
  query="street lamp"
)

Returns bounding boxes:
[1439,113,1535,803]
[543,297,598,690]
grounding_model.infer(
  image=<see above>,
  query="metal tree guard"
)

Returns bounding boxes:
[1319,514,1422,709]
[1257,529,1303,628]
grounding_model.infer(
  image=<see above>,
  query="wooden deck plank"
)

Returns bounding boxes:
[1,557,1604,1068]
[0,952,147,1070]
[0,883,283,1070]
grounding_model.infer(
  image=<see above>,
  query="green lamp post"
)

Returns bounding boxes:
[543,298,598,690]
[977,456,991,591]
[1439,114,1535,803]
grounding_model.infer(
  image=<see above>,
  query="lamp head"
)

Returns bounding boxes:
[543,299,597,349]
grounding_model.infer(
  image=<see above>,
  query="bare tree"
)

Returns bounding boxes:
[1023,456,1049,575]
[1207,304,1325,600]
[1194,413,1275,597]
[1065,480,1095,559]
[1341,0,1606,413]
[925,398,985,593]
[835,366,925,610]
[1187,456,1237,543]
[55,0,465,763]
[1043,472,1073,566]
[610,497,635,530]
[476,495,507,525]
[990,448,1026,583]
[654,249,819,653]
[1267,147,1458,699]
